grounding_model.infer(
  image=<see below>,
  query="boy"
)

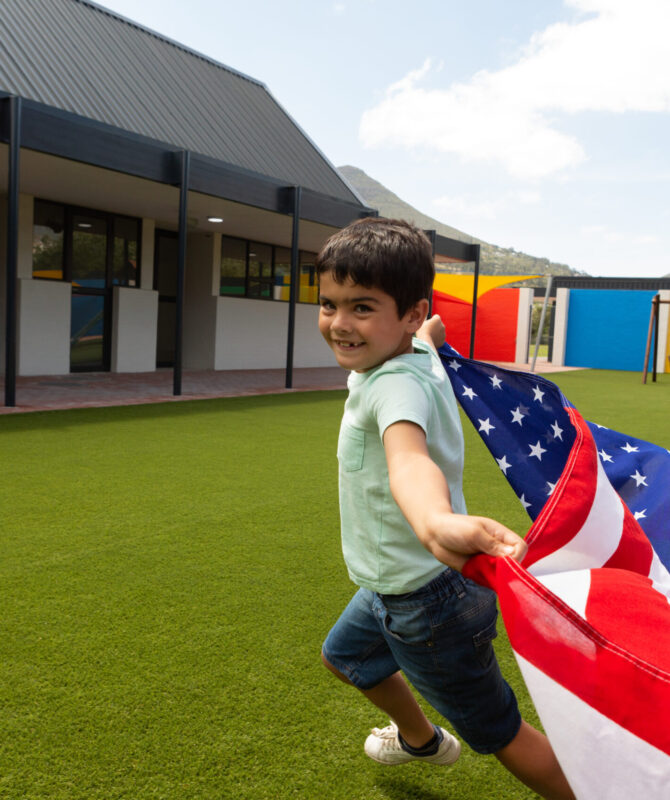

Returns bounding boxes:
[316,218,574,800]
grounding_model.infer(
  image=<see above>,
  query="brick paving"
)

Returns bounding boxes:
[0,360,582,415]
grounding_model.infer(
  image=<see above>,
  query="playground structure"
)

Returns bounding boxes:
[642,293,670,383]
[437,274,670,374]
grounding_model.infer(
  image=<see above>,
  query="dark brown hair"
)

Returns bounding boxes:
[315,217,434,317]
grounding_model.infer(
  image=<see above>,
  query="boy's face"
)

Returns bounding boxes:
[318,272,427,372]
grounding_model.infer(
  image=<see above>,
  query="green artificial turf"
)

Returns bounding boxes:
[1,370,668,799]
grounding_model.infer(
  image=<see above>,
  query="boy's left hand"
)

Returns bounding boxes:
[423,511,527,572]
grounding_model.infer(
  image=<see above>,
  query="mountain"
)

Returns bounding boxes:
[338,165,586,281]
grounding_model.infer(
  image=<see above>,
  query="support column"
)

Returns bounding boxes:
[5,96,21,407]
[468,244,481,358]
[285,186,301,389]
[426,230,436,317]
[174,150,189,396]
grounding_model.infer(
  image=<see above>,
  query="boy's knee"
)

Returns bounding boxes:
[321,651,354,685]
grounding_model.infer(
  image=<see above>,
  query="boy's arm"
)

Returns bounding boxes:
[383,420,527,571]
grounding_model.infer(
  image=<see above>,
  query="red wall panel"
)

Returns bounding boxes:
[432,288,520,362]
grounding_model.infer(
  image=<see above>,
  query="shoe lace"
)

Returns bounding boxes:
[370,723,401,749]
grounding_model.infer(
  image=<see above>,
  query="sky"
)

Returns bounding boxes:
[96,0,670,278]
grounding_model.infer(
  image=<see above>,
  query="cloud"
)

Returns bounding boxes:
[433,190,541,221]
[580,224,660,245]
[359,0,670,179]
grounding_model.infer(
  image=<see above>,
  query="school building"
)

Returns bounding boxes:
[0,0,480,407]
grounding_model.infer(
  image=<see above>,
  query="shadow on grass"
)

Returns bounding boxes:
[375,775,455,800]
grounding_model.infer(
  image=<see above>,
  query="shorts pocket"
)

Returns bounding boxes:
[337,425,365,472]
[472,617,498,668]
[382,605,434,647]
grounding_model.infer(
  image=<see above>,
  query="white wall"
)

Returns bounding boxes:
[515,287,534,364]
[214,296,288,370]
[17,278,70,375]
[294,302,335,367]
[658,290,670,374]
[551,288,570,367]
[111,287,158,372]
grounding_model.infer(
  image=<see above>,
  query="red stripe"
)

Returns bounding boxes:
[524,408,595,566]
[602,503,654,575]
[464,554,670,755]
[585,568,670,667]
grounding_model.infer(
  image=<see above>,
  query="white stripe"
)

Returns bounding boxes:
[516,655,670,799]
[649,549,670,603]
[530,456,623,576]
[536,570,591,619]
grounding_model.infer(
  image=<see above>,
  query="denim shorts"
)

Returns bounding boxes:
[321,568,521,754]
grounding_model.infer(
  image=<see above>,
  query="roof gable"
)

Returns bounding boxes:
[0,0,361,204]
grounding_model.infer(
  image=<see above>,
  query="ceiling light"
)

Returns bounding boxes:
[207,216,224,223]
[77,222,93,228]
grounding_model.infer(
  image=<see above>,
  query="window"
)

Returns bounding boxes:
[113,217,140,287]
[32,199,141,288]
[299,251,318,304]
[72,213,107,288]
[220,236,247,296]
[248,242,273,299]
[219,238,318,304]
[32,201,65,280]
[274,247,292,301]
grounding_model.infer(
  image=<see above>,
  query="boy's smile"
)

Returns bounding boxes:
[318,272,426,372]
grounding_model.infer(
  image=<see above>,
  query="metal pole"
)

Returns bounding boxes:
[4,96,21,407]
[468,244,480,358]
[652,293,660,383]
[642,294,657,384]
[531,276,553,373]
[427,230,436,317]
[285,186,301,389]
[173,150,189,396]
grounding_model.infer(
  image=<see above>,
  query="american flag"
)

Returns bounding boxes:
[438,343,670,799]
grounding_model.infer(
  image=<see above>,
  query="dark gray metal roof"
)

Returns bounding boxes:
[0,0,362,205]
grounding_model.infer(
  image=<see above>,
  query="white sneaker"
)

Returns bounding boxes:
[364,721,461,766]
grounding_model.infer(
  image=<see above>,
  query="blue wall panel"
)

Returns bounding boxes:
[565,290,656,371]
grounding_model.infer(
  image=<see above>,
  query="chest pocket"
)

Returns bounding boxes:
[337,425,365,472]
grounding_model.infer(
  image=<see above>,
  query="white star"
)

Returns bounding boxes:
[630,470,648,487]
[621,442,639,453]
[529,441,547,460]
[511,407,525,425]
[496,455,512,474]
[533,386,545,403]
[599,449,613,463]
[478,418,495,436]
[634,509,647,521]
[462,386,477,400]
[448,359,461,371]
[519,493,531,510]
[490,374,503,389]
[550,421,563,441]
[547,481,557,495]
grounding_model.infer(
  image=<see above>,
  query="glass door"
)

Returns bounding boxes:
[70,211,110,372]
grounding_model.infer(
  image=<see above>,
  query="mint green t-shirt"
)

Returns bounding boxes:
[337,339,466,594]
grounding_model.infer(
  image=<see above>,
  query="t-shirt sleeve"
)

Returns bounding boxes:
[365,371,431,440]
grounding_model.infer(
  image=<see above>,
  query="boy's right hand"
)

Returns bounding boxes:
[417,314,446,349]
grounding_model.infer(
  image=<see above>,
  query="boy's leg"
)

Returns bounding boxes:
[322,655,434,748]
[495,720,575,800]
